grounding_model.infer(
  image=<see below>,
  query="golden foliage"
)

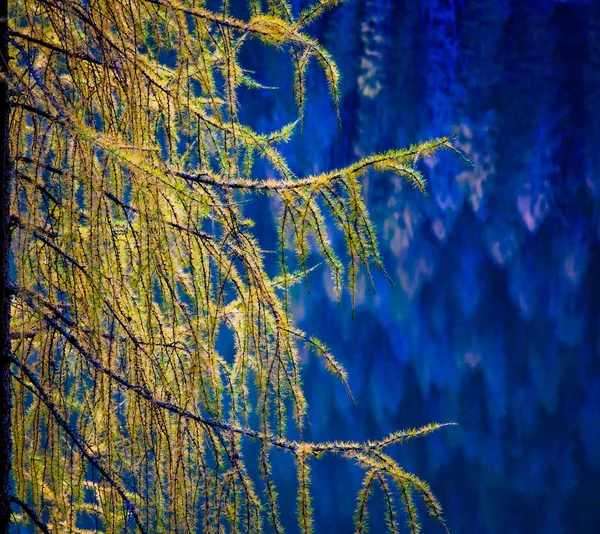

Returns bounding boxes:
[7,0,459,531]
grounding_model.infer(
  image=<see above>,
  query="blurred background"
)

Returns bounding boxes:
[234,0,600,532]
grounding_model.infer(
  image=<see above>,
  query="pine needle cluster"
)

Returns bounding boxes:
[6,0,461,532]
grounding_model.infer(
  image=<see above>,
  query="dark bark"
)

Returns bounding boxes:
[0,0,13,529]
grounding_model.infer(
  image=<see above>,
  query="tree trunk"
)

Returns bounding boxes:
[0,0,13,529]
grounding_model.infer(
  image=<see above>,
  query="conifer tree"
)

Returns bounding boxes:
[1,0,465,532]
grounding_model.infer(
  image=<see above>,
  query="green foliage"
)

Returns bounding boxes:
[6,0,461,532]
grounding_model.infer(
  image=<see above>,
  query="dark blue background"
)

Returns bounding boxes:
[235,0,600,532]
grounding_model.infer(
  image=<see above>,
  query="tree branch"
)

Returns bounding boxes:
[8,29,106,65]
[41,314,299,452]
[174,136,457,192]
[10,102,60,123]
[8,355,148,534]
[9,496,50,534]
[13,299,455,460]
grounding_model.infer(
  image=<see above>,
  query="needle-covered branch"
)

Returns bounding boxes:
[8,356,148,534]
[5,0,465,531]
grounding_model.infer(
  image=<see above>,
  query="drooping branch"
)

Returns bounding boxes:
[173,136,456,192]
[38,313,300,452]
[8,496,50,534]
[14,287,454,457]
[8,356,148,534]
[8,29,106,65]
